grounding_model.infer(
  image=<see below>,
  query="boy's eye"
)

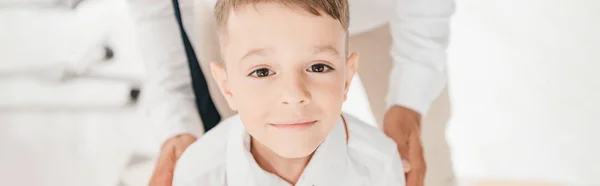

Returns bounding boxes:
[307,63,334,73]
[249,68,275,77]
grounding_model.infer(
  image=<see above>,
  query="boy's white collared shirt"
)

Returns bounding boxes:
[172,114,405,186]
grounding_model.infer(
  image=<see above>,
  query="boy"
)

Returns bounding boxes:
[172,0,406,185]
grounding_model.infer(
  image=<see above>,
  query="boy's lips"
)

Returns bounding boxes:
[268,120,318,131]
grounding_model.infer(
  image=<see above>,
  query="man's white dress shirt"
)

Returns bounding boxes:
[172,114,406,186]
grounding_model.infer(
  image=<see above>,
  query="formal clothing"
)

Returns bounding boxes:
[129,0,453,185]
[172,114,405,186]
[129,0,453,147]
[171,0,221,131]
[127,0,207,145]
[347,25,456,186]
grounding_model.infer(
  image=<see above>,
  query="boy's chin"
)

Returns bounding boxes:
[270,143,320,159]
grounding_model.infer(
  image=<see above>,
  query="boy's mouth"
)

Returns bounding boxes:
[268,120,318,131]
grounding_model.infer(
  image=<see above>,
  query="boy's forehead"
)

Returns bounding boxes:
[219,3,347,61]
[236,45,341,62]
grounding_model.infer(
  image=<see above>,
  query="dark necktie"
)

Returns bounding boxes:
[172,0,221,132]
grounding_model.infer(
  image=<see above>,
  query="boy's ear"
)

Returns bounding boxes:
[344,52,359,101]
[210,62,237,110]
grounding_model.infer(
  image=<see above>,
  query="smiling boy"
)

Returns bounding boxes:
[172,0,405,185]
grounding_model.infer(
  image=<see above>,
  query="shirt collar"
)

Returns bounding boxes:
[225,115,348,186]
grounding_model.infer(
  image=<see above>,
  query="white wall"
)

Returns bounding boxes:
[446,0,600,185]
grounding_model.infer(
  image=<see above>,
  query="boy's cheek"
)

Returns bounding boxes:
[238,87,275,104]
[311,83,347,101]
[231,79,270,97]
[233,87,276,111]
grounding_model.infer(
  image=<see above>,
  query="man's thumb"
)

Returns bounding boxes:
[402,159,412,173]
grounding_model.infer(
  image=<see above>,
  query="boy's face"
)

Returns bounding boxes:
[211,3,358,158]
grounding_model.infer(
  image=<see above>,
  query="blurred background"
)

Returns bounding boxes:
[1,0,599,186]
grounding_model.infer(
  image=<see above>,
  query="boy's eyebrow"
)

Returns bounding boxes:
[240,45,340,61]
[240,48,272,61]
[314,45,340,56]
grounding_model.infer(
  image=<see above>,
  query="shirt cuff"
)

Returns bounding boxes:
[386,59,446,116]
[145,100,205,147]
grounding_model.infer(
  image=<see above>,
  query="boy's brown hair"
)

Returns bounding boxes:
[214,0,349,32]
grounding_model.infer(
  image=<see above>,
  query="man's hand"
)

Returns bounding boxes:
[383,106,426,186]
[149,134,197,186]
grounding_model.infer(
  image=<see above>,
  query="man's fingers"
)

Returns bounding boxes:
[150,135,196,186]
[149,171,173,186]
[406,170,418,186]
[402,159,412,173]
[173,135,197,159]
[405,151,425,186]
[397,141,409,155]
[382,106,425,185]
[174,144,187,159]
[405,165,426,186]
[406,131,426,186]
[150,148,176,186]
[408,131,426,173]
[156,146,177,170]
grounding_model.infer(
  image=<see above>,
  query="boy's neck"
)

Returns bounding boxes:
[250,138,313,185]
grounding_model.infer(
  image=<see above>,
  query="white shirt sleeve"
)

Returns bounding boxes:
[386,0,455,115]
[126,0,204,145]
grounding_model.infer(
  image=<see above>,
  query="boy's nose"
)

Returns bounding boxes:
[279,77,311,105]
